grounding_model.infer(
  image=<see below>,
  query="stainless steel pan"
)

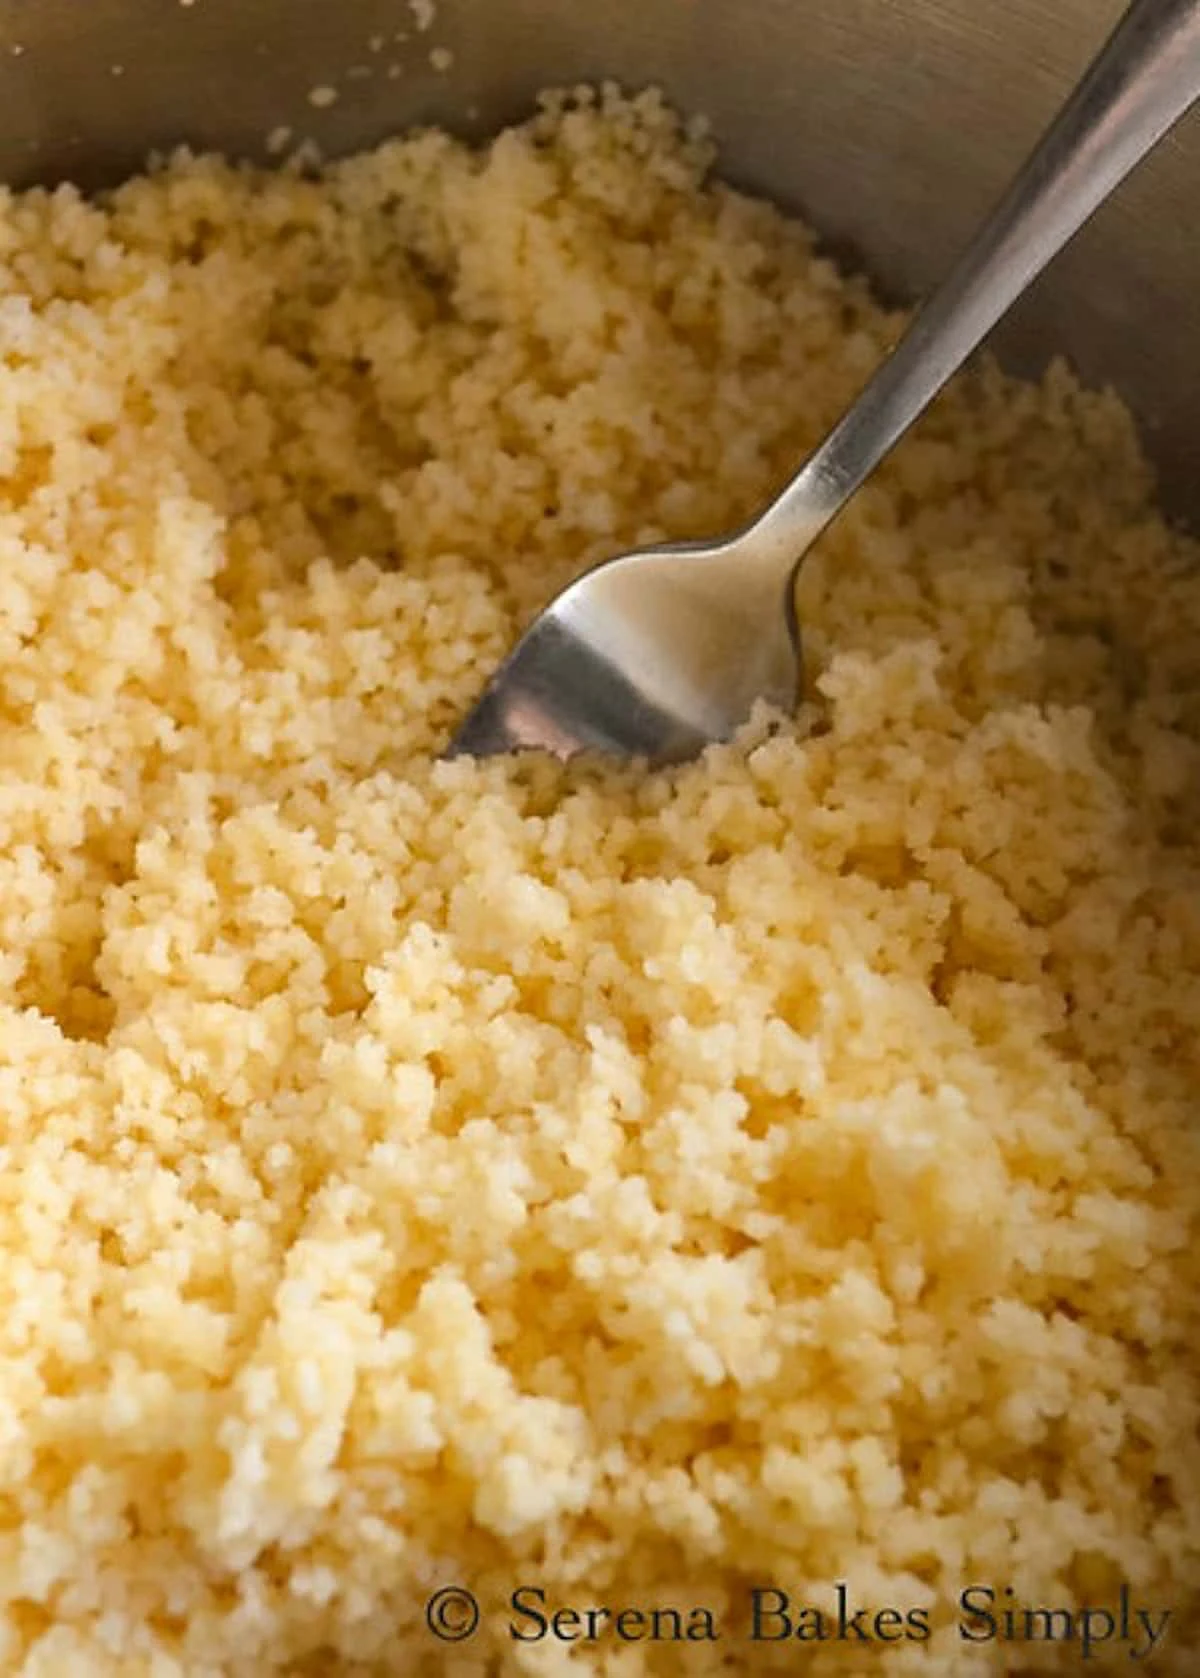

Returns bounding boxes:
[1,0,1195,517]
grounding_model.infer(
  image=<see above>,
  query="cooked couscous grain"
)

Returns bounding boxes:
[0,85,1197,1676]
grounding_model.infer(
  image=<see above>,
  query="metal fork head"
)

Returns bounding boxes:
[447,539,803,766]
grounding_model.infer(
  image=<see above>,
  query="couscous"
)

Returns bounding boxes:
[0,87,1197,1675]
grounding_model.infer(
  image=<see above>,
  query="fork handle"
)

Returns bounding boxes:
[752,0,1200,565]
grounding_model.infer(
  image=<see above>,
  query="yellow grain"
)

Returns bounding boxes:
[0,85,1196,1675]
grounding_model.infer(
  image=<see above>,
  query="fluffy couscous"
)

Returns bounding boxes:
[0,86,1197,1676]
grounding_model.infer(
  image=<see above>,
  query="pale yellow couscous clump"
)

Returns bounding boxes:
[0,87,1197,1676]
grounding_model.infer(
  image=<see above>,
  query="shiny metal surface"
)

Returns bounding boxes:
[449,0,1200,766]
[0,0,1197,522]
[763,0,1200,552]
